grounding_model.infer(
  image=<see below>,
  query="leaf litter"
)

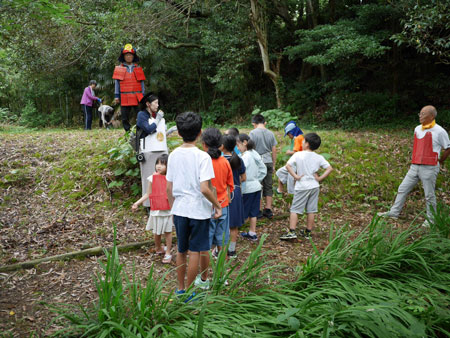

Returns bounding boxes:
[0,128,448,336]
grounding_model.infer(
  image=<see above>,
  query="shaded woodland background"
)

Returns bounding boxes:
[0,0,449,129]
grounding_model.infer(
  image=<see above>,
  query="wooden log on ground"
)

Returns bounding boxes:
[0,240,153,273]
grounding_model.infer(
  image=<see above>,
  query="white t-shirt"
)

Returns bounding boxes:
[414,124,450,158]
[147,174,171,217]
[287,151,331,191]
[141,117,168,153]
[166,146,215,220]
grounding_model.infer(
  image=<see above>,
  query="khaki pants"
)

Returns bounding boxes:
[389,164,440,220]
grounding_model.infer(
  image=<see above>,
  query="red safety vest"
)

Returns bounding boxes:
[149,174,171,211]
[112,64,146,106]
[411,132,438,165]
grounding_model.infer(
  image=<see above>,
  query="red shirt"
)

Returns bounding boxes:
[211,156,234,208]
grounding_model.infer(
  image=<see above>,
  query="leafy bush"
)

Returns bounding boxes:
[106,130,140,195]
[47,110,66,127]
[324,91,398,128]
[252,107,297,130]
[19,100,41,128]
[0,107,19,124]
[284,78,326,114]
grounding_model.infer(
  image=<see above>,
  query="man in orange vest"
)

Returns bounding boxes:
[113,44,146,131]
[378,105,450,226]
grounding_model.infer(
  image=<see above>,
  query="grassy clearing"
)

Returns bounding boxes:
[2,125,447,220]
[50,213,450,337]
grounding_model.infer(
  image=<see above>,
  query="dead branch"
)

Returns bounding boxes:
[0,240,154,273]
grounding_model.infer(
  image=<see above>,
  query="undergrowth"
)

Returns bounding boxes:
[50,211,450,337]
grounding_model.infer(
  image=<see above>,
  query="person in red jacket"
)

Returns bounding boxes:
[113,44,146,131]
[378,105,450,226]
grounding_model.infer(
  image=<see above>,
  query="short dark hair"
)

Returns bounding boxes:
[238,133,256,151]
[202,127,222,159]
[226,127,239,137]
[252,114,265,124]
[89,80,97,86]
[155,154,168,167]
[176,112,202,142]
[304,133,321,151]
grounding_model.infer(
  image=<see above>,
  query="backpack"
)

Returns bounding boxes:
[128,127,144,153]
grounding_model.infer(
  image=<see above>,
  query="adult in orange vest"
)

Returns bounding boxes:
[378,105,450,226]
[113,44,146,131]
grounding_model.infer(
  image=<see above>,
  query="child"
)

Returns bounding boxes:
[280,133,333,240]
[237,134,267,242]
[249,114,277,219]
[224,127,241,155]
[276,121,304,194]
[202,128,234,259]
[222,134,246,258]
[132,154,173,264]
[166,112,222,294]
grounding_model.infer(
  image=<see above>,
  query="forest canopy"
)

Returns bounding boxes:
[1,0,449,128]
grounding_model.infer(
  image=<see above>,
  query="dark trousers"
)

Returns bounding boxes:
[82,104,93,130]
[121,105,139,131]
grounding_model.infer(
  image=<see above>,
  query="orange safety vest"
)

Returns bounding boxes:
[112,64,146,106]
[411,132,438,165]
[149,174,171,211]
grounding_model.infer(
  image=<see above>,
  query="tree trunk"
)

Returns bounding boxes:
[250,0,283,108]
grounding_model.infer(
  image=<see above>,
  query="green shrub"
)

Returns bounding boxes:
[0,107,19,124]
[20,100,42,128]
[324,91,399,128]
[51,218,450,337]
[252,107,297,130]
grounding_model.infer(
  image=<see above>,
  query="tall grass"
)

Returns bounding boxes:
[51,217,450,337]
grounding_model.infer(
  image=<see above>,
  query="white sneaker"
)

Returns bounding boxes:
[377,211,399,219]
[194,274,210,290]
[421,220,431,227]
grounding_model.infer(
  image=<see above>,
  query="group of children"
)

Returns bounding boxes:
[132,112,332,294]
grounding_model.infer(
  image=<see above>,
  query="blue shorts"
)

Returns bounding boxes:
[243,191,261,219]
[209,206,229,246]
[173,216,210,253]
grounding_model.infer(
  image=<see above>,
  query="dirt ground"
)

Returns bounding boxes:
[0,128,433,337]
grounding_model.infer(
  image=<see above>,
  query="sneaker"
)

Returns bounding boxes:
[211,247,219,259]
[240,232,258,242]
[256,210,264,219]
[194,274,210,290]
[299,229,312,239]
[377,211,399,219]
[175,289,186,296]
[280,230,297,240]
[263,208,274,219]
[227,250,237,259]
[421,220,431,227]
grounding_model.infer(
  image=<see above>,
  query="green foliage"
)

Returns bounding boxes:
[51,218,450,337]
[392,0,450,64]
[252,107,297,130]
[0,107,19,124]
[324,91,399,128]
[286,5,394,66]
[19,101,40,128]
[429,203,450,238]
[107,131,140,195]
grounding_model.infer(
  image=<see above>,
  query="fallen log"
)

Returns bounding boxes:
[0,240,153,273]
